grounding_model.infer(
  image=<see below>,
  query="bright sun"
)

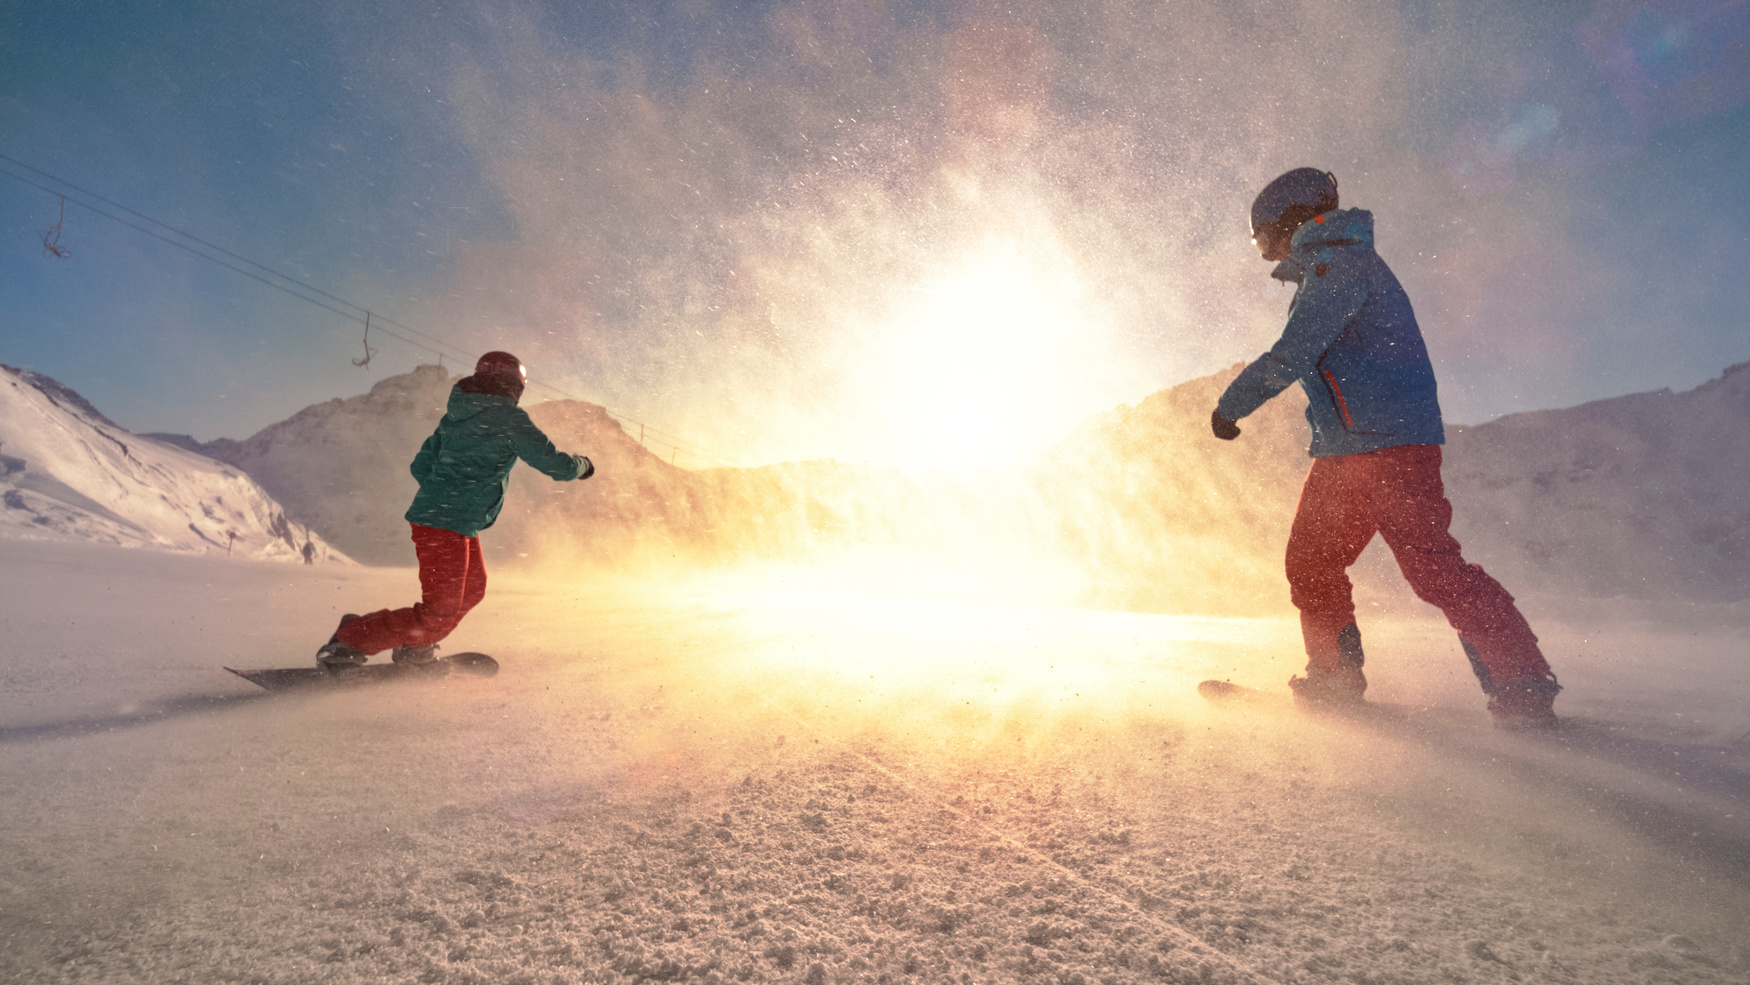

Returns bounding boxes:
[866,234,1136,469]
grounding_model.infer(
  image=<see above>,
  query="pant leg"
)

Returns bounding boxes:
[456,535,487,621]
[1369,445,1552,689]
[1285,454,1380,673]
[337,524,478,654]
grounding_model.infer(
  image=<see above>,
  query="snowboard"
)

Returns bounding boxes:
[1197,678,1376,716]
[226,651,498,692]
[1198,678,1435,728]
[1197,679,1271,703]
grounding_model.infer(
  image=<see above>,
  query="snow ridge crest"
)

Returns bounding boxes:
[0,364,350,563]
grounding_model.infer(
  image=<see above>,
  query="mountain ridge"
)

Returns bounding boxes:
[0,363,349,563]
[18,358,1748,603]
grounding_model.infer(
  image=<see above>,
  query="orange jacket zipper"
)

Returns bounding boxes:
[1323,369,1357,429]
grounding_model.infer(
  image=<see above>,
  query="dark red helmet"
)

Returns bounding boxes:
[474,351,526,381]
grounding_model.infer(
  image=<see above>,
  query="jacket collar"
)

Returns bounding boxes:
[446,382,516,422]
[1271,208,1374,284]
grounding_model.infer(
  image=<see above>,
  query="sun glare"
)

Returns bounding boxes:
[866,234,1137,469]
[667,557,1287,727]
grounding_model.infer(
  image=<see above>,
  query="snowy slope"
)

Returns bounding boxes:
[0,363,349,563]
[1030,362,1315,612]
[140,368,1070,573]
[153,366,711,567]
[157,365,918,570]
[1,536,1747,985]
[1445,360,1750,601]
[149,365,456,565]
[132,360,1750,604]
[1046,360,1750,605]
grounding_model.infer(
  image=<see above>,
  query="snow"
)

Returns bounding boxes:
[4,360,1748,982]
[1442,360,1750,602]
[0,364,349,564]
[83,358,1750,616]
[145,365,457,567]
[3,536,1748,984]
[1040,359,1750,610]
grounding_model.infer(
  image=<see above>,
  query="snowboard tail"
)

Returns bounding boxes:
[1198,678,1420,726]
[227,652,498,692]
[1197,679,1271,703]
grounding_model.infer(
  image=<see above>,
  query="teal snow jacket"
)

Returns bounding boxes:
[1217,208,1445,458]
[404,383,593,537]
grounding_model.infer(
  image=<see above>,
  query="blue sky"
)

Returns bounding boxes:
[2,1,1747,467]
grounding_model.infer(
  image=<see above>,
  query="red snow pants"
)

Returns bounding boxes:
[1285,444,1552,690]
[336,524,487,655]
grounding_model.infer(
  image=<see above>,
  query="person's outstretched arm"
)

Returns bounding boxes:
[504,409,593,480]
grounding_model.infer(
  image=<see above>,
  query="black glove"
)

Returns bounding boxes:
[574,455,595,480]
[1210,410,1241,441]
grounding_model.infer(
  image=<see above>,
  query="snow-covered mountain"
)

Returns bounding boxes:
[0,364,349,563]
[149,365,458,566]
[1443,360,1750,602]
[1049,360,1750,605]
[128,359,1750,604]
[147,365,971,569]
[151,366,729,567]
[1028,363,1316,612]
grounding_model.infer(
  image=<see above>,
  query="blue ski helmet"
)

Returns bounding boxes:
[1250,168,1339,241]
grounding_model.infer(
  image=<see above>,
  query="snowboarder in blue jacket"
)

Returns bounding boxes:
[1213,168,1561,727]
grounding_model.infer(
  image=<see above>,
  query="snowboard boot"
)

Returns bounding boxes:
[1289,622,1367,708]
[315,614,368,671]
[1461,636,1561,728]
[1486,675,1561,730]
[391,643,448,677]
[1288,665,1367,707]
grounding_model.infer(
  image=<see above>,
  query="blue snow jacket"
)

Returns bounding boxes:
[1216,208,1445,458]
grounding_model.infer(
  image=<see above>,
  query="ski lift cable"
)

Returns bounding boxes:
[0,156,737,467]
[0,164,445,355]
[0,153,623,384]
[0,156,482,366]
[515,373,726,464]
[1,152,377,314]
[1,157,728,463]
[6,165,730,465]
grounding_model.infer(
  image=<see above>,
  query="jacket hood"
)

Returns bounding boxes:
[445,383,514,423]
[1271,208,1374,284]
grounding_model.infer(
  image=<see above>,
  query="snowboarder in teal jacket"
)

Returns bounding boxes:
[1212,169,1561,727]
[316,351,593,670]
